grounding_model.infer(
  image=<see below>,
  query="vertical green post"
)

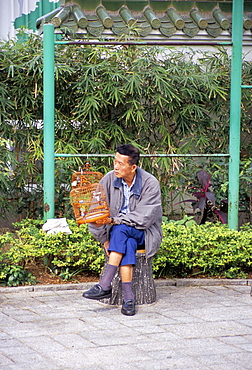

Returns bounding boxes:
[43,24,55,220]
[228,0,243,230]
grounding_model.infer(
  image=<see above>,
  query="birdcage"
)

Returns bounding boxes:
[70,163,110,225]
[71,161,104,188]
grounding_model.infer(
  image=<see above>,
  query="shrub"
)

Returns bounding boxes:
[0,264,37,286]
[153,221,252,278]
[0,219,105,286]
[1,219,252,286]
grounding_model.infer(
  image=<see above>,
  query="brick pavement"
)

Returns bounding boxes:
[0,279,252,369]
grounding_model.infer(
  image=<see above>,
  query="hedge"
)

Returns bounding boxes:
[0,219,252,285]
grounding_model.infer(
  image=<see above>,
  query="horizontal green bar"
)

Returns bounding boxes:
[241,85,252,88]
[54,153,230,158]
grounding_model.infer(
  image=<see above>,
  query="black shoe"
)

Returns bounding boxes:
[83,284,112,300]
[121,299,136,316]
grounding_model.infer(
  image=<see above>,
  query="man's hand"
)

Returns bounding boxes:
[103,240,110,257]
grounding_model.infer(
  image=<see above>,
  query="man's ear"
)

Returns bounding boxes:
[132,164,137,172]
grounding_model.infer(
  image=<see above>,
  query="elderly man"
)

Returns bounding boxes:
[83,144,162,316]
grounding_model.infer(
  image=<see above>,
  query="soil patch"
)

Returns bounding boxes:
[25,262,99,285]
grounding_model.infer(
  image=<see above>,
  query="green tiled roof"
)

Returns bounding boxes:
[36,1,252,42]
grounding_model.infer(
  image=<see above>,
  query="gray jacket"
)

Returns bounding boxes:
[88,167,163,259]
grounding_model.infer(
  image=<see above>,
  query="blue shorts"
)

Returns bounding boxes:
[108,224,145,266]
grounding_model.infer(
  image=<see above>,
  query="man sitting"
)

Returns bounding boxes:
[83,144,162,316]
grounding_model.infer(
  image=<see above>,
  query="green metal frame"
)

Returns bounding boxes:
[43,0,245,228]
[228,0,243,230]
[43,25,55,220]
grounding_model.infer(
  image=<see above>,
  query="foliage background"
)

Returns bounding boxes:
[0,31,251,222]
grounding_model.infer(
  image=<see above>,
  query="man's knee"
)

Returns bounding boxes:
[111,224,130,235]
[110,224,143,239]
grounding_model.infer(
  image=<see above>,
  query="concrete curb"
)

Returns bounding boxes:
[0,278,251,294]
[158,278,252,287]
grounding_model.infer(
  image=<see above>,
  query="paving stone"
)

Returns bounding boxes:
[221,351,252,369]
[207,364,248,370]
[18,334,67,353]
[217,334,252,346]
[0,350,53,367]
[133,354,208,369]
[0,338,27,349]
[44,344,151,368]
[0,353,15,367]
[0,344,34,356]
[52,332,96,349]
[195,353,237,366]
[233,343,252,352]
[235,318,252,328]
[0,331,12,340]
[183,305,252,322]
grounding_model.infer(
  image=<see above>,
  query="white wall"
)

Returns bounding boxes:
[0,0,59,40]
[1,0,252,62]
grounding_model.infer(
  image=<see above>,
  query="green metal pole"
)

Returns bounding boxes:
[54,153,230,158]
[228,0,243,230]
[43,24,55,220]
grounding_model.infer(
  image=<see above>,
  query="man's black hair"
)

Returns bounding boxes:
[116,144,140,166]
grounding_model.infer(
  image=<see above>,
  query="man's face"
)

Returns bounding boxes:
[113,152,137,180]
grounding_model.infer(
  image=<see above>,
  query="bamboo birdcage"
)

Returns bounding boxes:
[70,163,110,225]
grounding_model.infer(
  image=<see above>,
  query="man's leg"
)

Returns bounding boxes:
[83,251,122,300]
[98,252,122,290]
[83,225,144,310]
[120,264,134,302]
[101,225,143,296]
[119,240,136,316]
[108,251,123,266]
[120,264,133,282]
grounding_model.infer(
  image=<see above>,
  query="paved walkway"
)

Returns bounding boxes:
[0,279,252,370]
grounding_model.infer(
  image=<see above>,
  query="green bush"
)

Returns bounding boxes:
[0,264,37,286]
[1,219,252,286]
[0,219,105,286]
[153,221,252,279]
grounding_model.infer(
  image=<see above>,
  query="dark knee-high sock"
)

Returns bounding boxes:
[122,281,134,301]
[99,264,118,291]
